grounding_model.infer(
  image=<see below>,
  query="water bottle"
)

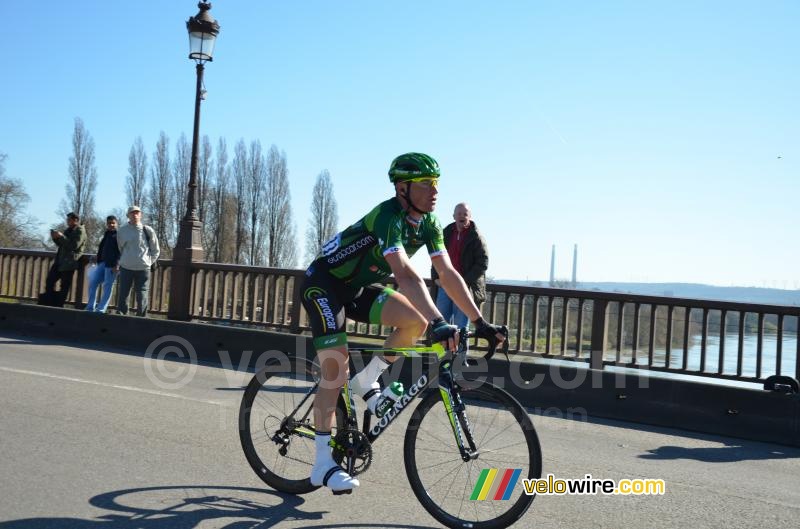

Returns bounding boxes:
[366,382,404,418]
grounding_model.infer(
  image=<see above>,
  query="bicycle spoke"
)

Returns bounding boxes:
[479,439,532,454]
[416,457,465,472]
[423,459,466,491]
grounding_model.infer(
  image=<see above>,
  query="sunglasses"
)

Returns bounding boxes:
[407,177,439,189]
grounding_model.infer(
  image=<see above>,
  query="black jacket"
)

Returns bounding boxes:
[96,230,120,268]
[431,221,489,304]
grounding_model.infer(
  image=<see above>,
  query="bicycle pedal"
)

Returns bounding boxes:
[332,489,353,496]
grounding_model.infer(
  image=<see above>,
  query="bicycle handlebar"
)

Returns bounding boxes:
[460,326,510,361]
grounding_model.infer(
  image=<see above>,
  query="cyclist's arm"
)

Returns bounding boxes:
[432,253,482,323]
[384,249,441,322]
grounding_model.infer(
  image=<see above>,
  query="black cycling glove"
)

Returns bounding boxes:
[428,317,458,344]
[473,317,507,342]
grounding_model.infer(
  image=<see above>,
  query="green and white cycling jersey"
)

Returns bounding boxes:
[311,197,446,289]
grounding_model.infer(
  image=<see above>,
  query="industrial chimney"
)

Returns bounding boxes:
[572,244,578,287]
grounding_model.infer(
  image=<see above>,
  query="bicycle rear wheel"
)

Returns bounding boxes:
[239,356,344,495]
[404,382,542,529]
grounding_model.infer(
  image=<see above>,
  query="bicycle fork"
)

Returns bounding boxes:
[438,361,479,462]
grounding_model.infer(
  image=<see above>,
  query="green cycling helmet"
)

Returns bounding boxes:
[388,152,440,183]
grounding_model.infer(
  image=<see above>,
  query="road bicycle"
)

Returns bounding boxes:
[239,329,542,529]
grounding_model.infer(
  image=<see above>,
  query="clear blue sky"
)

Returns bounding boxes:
[1,1,798,287]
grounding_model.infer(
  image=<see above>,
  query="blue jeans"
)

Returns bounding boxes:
[436,287,469,329]
[85,263,118,313]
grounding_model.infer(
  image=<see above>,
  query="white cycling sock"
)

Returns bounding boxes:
[350,356,389,398]
[311,431,359,491]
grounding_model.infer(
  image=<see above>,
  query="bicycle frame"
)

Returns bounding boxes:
[287,331,482,463]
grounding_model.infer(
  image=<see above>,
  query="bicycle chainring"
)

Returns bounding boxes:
[332,429,372,476]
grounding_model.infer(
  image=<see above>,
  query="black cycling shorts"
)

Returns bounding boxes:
[300,267,395,351]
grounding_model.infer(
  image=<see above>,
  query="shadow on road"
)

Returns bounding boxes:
[639,441,800,463]
[0,484,438,529]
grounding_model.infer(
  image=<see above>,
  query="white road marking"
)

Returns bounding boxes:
[0,365,224,406]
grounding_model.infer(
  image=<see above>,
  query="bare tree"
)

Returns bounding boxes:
[172,133,191,242]
[149,132,172,254]
[246,140,267,266]
[60,117,99,246]
[264,145,297,268]
[220,192,239,263]
[126,136,148,208]
[0,153,41,248]
[206,137,229,262]
[231,139,248,264]
[305,169,338,263]
[198,135,212,223]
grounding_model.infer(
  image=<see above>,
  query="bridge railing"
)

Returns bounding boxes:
[481,285,800,384]
[0,248,174,316]
[2,247,799,385]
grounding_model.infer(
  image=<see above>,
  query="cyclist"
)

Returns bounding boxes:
[301,152,506,493]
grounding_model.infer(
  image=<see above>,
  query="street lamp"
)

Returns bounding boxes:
[169,2,220,320]
[187,2,219,63]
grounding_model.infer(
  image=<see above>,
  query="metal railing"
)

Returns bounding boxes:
[2,247,799,384]
[481,285,800,384]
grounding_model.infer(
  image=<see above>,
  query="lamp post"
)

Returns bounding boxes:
[168,2,220,320]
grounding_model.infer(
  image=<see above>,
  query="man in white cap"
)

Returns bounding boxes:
[116,205,160,316]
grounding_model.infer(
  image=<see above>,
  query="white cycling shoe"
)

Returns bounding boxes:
[311,463,360,495]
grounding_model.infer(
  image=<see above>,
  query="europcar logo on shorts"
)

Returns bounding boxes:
[304,287,327,300]
[470,469,522,501]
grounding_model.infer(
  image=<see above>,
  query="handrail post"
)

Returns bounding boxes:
[73,256,89,310]
[590,300,608,370]
[289,274,303,334]
[168,225,204,320]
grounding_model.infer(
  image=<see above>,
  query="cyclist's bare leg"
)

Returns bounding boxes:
[311,345,359,492]
[379,292,428,353]
[351,291,426,395]
[314,345,349,429]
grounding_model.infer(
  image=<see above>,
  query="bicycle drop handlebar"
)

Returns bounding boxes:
[457,326,510,361]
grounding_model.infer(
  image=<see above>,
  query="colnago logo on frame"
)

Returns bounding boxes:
[470,469,522,501]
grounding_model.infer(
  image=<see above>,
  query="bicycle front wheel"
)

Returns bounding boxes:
[404,382,542,529]
[239,356,343,495]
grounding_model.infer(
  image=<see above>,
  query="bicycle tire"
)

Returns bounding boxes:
[239,356,345,495]
[403,382,542,529]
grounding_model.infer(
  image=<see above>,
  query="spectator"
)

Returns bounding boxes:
[85,215,120,313]
[431,203,488,328]
[41,212,86,307]
[116,205,159,316]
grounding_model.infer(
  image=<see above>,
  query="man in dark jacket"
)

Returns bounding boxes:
[86,215,121,313]
[431,202,489,328]
[42,212,86,307]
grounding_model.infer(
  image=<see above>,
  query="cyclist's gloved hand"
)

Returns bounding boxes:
[428,317,459,350]
[473,317,507,343]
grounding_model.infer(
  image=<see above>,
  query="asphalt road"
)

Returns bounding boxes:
[1,331,799,529]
